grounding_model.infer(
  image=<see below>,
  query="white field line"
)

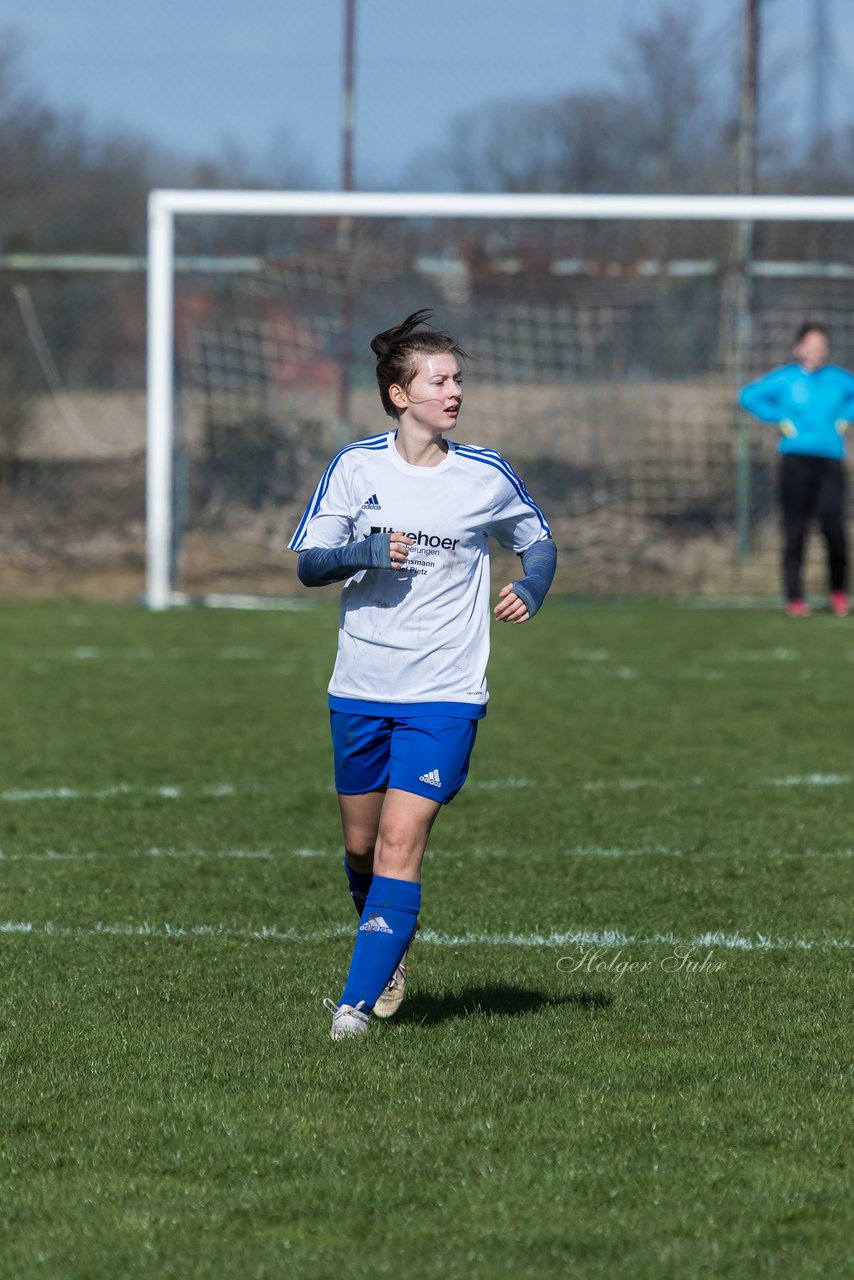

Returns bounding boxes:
[469,777,535,790]
[2,772,852,805]
[4,844,853,865]
[24,643,841,668]
[0,847,290,862]
[20,646,294,663]
[0,783,249,803]
[713,648,799,662]
[145,846,275,860]
[0,850,97,862]
[770,774,851,787]
[20,644,807,665]
[0,845,662,862]
[2,919,853,952]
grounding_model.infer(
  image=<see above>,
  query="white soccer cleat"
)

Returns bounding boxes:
[372,961,407,1020]
[324,997,371,1040]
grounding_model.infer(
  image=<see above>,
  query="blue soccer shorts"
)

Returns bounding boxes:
[330,711,479,805]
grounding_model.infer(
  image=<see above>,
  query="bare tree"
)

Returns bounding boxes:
[409,3,735,197]
[0,26,316,258]
[615,4,728,191]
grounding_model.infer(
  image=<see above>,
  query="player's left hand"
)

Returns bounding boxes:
[494,583,530,624]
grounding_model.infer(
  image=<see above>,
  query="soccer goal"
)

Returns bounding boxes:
[147,190,854,609]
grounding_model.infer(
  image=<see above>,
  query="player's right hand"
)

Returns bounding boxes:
[779,419,798,438]
[389,533,414,567]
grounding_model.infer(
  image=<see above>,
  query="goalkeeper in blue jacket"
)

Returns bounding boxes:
[739,322,854,617]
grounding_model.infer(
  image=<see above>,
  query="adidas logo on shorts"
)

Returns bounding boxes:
[361,493,382,510]
[419,768,442,788]
[359,913,393,934]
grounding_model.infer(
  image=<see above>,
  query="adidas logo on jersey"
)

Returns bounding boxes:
[359,913,393,934]
[361,493,382,510]
[419,768,442,788]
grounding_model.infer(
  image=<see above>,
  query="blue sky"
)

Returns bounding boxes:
[4,0,853,188]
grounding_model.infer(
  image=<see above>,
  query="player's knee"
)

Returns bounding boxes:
[374,849,418,878]
[375,824,422,871]
[344,840,375,870]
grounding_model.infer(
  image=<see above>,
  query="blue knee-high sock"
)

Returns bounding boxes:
[344,857,373,918]
[339,875,421,1011]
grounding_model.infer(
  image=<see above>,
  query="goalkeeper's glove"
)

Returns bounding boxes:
[835,419,849,434]
[778,419,798,438]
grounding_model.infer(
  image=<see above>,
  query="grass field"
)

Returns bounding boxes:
[1,599,853,1279]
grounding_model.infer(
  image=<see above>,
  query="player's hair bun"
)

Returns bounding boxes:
[370,310,434,360]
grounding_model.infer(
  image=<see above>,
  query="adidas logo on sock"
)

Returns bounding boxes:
[419,768,442,788]
[359,913,393,934]
[361,493,382,510]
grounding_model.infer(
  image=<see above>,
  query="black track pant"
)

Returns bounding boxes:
[780,453,848,601]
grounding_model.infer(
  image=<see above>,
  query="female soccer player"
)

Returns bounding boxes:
[288,310,556,1039]
[739,321,854,617]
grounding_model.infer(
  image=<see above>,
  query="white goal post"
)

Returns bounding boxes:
[147,190,854,609]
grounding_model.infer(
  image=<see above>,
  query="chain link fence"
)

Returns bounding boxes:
[4,214,854,601]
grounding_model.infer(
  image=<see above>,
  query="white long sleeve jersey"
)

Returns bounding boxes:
[288,431,552,711]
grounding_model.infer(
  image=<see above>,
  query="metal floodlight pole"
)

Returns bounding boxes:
[341,0,356,194]
[336,0,357,449]
[812,0,830,149]
[734,0,760,564]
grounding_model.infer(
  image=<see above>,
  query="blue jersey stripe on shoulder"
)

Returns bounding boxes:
[456,443,520,486]
[289,433,389,550]
[311,434,388,515]
[457,444,540,504]
[457,442,503,459]
[455,445,551,534]
[457,442,521,480]
[290,434,388,549]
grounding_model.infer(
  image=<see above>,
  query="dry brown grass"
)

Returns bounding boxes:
[1,384,847,603]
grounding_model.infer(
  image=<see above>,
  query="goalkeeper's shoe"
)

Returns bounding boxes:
[785,598,812,618]
[829,591,849,618]
[373,961,407,1020]
[324,998,371,1040]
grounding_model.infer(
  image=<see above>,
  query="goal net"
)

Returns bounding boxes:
[147,191,854,608]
